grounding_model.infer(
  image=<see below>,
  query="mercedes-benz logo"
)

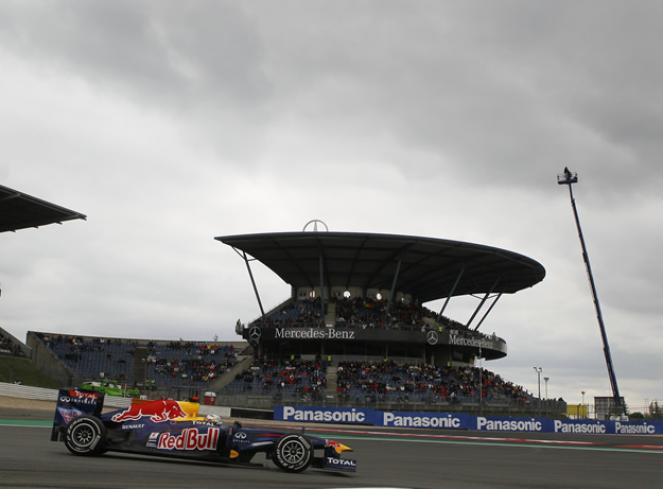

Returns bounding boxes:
[302,219,329,232]
[426,330,439,346]
[248,326,262,344]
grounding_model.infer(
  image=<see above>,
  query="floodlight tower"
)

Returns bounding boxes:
[533,366,542,414]
[558,167,624,415]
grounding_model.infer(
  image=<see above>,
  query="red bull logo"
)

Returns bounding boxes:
[112,400,188,423]
[155,427,220,451]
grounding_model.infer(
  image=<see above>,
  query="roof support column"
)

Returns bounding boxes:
[319,254,325,325]
[234,248,265,320]
[439,267,465,317]
[387,259,402,313]
[474,292,502,331]
[466,277,500,329]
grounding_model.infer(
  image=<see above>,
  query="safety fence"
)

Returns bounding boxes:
[274,405,663,435]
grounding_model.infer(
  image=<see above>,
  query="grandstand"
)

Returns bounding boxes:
[1,226,562,415]
[0,184,87,388]
[0,184,85,234]
[213,230,562,415]
[26,332,247,397]
[335,362,531,405]
[0,327,29,357]
[223,358,327,403]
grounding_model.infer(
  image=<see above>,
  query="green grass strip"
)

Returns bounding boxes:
[0,419,51,427]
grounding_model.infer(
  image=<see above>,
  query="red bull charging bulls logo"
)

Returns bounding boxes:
[112,400,188,423]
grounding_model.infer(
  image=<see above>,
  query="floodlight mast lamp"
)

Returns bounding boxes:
[557,167,624,415]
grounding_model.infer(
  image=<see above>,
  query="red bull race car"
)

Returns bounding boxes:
[51,388,357,473]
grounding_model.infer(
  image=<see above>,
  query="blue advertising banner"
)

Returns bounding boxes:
[275,405,376,424]
[274,405,663,434]
[381,411,472,429]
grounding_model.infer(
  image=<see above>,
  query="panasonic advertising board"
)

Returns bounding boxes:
[275,406,663,434]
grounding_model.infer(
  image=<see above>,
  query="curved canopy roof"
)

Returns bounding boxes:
[0,184,85,233]
[216,232,545,303]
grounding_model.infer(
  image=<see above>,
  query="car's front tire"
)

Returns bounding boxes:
[272,435,312,473]
[64,416,107,456]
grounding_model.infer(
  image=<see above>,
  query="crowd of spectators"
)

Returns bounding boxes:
[146,344,236,385]
[250,297,502,344]
[335,297,443,330]
[37,333,237,389]
[222,356,533,408]
[253,298,323,329]
[224,358,326,403]
[336,361,533,405]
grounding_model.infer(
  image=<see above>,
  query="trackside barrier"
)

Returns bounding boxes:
[274,405,663,435]
[0,382,132,408]
[0,382,238,414]
[199,405,232,418]
[0,382,61,401]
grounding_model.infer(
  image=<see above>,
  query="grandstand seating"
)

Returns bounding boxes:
[32,331,545,411]
[0,328,27,357]
[35,333,237,390]
[335,361,533,405]
[252,297,502,343]
[254,298,323,328]
[221,359,327,403]
[222,358,534,407]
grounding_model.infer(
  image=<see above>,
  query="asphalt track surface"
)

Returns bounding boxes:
[2,421,663,489]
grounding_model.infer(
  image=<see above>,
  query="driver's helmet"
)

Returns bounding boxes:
[205,414,223,425]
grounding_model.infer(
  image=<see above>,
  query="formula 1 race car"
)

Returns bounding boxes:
[51,388,356,473]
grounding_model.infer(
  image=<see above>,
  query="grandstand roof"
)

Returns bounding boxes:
[216,232,545,302]
[0,184,86,233]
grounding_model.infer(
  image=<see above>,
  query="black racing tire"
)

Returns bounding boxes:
[64,416,107,456]
[272,435,312,473]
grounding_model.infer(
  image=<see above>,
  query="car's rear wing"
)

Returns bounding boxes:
[51,388,105,441]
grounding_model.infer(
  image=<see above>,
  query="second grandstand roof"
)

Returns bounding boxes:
[0,184,86,233]
[216,231,545,302]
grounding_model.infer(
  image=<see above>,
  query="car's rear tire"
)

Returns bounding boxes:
[64,416,107,456]
[272,435,312,473]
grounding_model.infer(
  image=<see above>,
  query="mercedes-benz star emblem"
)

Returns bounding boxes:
[426,330,439,346]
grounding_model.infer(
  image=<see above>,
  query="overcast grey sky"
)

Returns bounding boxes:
[1,1,661,409]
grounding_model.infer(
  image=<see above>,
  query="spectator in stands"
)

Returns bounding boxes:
[225,357,326,403]
[36,333,238,391]
[246,298,504,347]
[335,360,534,406]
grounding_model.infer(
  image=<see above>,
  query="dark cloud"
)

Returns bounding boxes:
[0,0,661,404]
[0,1,268,105]
[3,1,662,192]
